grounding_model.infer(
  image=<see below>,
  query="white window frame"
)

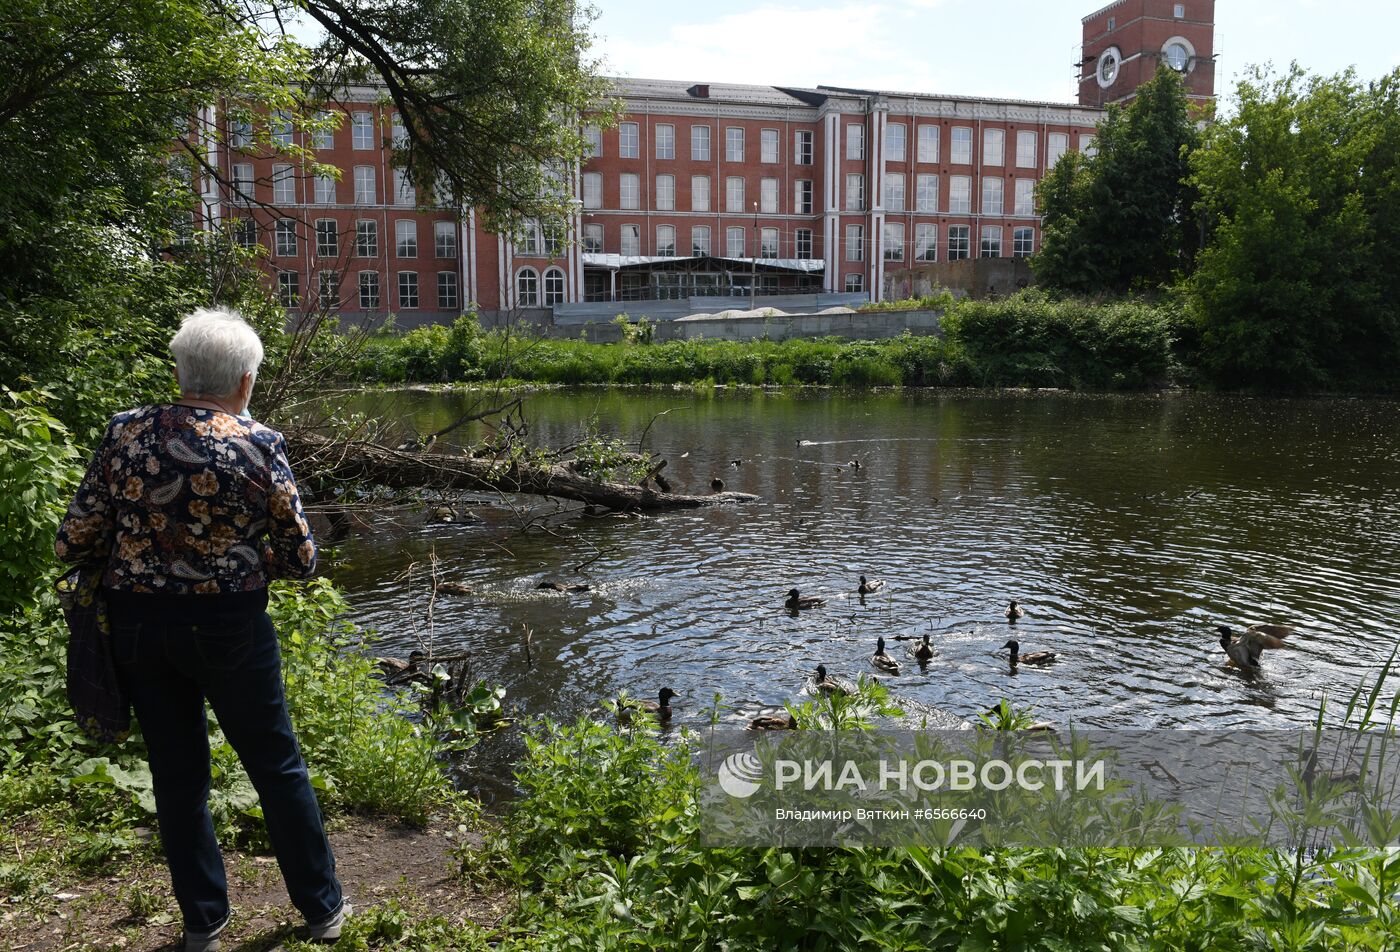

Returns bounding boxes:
[1047,133,1069,169]
[726,176,745,213]
[584,124,602,157]
[760,178,778,214]
[948,224,970,260]
[759,227,778,258]
[795,130,814,166]
[691,225,711,257]
[683,175,707,213]
[274,219,297,257]
[358,270,380,309]
[656,174,675,211]
[883,172,905,212]
[1014,179,1036,217]
[845,173,864,212]
[1016,131,1038,169]
[980,225,1003,258]
[353,166,375,204]
[438,271,459,309]
[1013,226,1035,258]
[847,124,865,160]
[726,127,744,162]
[951,126,972,165]
[355,220,377,257]
[435,221,457,258]
[845,224,863,262]
[656,224,676,256]
[582,224,603,254]
[844,273,864,294]
[725,226,745,258]
[982,177,1004,215]
[620,224,640,256]
[393,168,415,207]
[314,172,336,204]
[515,267,539,307]
[949,175,972,214]
[271,163,295,204]
[795,228,813,260]
[983,128,1005,166]
[760,128,779,163]
[542,267,565,306]
[655,123,675,160]
[351,112,374,150]
[395,219,417,258]
[795,179,813,215]
[917,124,939,164]
[885,122,906,162]
[882,222,905,262]
[277,271,299,307]
[582,172,602,209]
[915,224,937,262]
[315,218,338,258]
[618,122,639,158]
[619,173,640,210]
[916,174,938,213]
[691,124,711,161]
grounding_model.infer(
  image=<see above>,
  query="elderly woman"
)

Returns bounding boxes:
[55,307,347,951]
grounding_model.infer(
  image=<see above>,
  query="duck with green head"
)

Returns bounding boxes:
[617,687,680,724]
[871,636,901,674]
[1004,639,1055,666]
[786,588,824,610]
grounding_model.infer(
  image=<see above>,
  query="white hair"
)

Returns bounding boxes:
[169,306,265,399]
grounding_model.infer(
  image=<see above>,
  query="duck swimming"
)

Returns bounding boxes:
[538,580,590,593]
[811,664,850,696]
[871,636,901,674]
[617,687,679,724]
[710,477,725,492]
[785,588,824,610]
[748,712,799,730]
[1217,624,1292,674]
[913,633,934,662]
[1005,600,1025,622]
[1004,639,1055,666]
[858,575,884,595]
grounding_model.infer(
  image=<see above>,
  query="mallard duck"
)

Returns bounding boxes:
[438,581,471,596]
[872,636,901,674]
[849,459,861,471]
[537,580,590,593]
[858,575,884,596]
[375,649,427,677]
[431,505,457,523]
[617,687,679,724]
[785,588,824,610]
[811,664,850,696]
[748,712,798,730]
[1217,624,1292,674]
[913,632,934,662]
[710,477,725,492]
[1005,600,1025,622]
[1004,639,1055,666]
[730,458,743,468]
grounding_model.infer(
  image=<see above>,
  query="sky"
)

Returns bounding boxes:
[589,0,1400,106]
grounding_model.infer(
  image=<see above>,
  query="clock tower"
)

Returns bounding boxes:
[1078,0,1215,108]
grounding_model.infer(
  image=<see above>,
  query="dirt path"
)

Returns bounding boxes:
[0,816,507,951]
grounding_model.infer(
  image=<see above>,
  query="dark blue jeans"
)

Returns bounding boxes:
[110,609,342,932]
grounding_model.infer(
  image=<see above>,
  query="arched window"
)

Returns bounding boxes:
[516,267,539,307]
[543,267,566,306]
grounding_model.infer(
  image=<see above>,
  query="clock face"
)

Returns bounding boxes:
[1097,48,1121,88]
[1167,43,1190,71]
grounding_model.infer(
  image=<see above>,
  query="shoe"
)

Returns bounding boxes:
[307,900,352,942]
[183,913,230,952]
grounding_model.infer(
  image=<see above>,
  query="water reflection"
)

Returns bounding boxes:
[324,389,1400,773]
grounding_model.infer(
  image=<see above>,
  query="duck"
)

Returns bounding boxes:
[431,505,458,523]
[1004,639,1055,666]
[537,580,590,593]
[913,632,934,662]
[849,459,861,471]
[710,477,725,492]
[375,649,427,677]
[730,458,743,468]
[748,712,798,731]
[617,687,679,725]
[810,664,850,696]
[438,581,471,596]
[1005,600,1025,622]
[871,636,901,674]
[1217,624,1292,674]
[857,575,884,596]
[785,588,824,610]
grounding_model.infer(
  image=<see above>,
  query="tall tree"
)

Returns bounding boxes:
[1188,66,1400,390]
[1034,68,1201,294]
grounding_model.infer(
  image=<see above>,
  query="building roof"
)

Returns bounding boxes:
[582,253,824,273]
[816,84,1091,111]
[608,77,822,108]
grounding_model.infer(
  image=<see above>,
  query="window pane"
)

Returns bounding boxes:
[691,175,710,212]
[315,219,338,257]
[981,177,1004,215]
[1047,133,1069,168]
[656,124,674,160]
[515,269,537,306]
[395,220,417,257]
[352,112,374,149]
[915,224,937,262]
[356,220,377,257]
[584,124,602,157]
[760,227,778,257]
[583,224,603,253]
[314,173,336,204]
[1014,179,1036,217]
[882,222,904,261]
[795,229,812,260]
[726,127,744,162]
[354,166,375,203]
[271,164,295,203]
[949,176,971,214]
[656,174,675,211]
[983,128,1005,166]
[275,219,297,257]
[760,178,778,214]
[438,271,459,309]
[1013,226,1035,257]
[886,123,906,162]
[726,176,744,213]
[691,226,710,256]
[656,225,676,256]
[1016,131,1038,169]
[398,271,419,308]
[761,129,779,163]
[359,271,380,308]
[917,124,939,163]
[393,169,415,206]
[916,174,938,213]
[583,172,602,209]
[883,173,905,212]
[726,226,744,258]
[847,124,864,160]
[435,221,456,258]
[619,122,638,158]
[948,225,970,260]
[620,225,639,256]
[543,269,565,306]
[951,127,972,164]
[278,271,299,307]
[691,124,710,161]
[795,130,813,165]
[845,225,863,262]
[311,110,334,150]
[620,173,639,209]
[845,173,864,211]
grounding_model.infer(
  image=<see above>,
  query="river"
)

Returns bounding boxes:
[324,387,1400,788]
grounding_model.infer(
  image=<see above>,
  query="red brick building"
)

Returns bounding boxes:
[203,0,1214,323]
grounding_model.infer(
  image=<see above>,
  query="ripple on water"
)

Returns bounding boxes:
[330,390,1400,743]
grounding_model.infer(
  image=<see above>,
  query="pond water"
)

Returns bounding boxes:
[323,388,1400,794]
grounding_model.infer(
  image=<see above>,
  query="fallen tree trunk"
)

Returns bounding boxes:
[288,432,758,511]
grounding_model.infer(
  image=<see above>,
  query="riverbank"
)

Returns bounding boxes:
[352,291,1191,392]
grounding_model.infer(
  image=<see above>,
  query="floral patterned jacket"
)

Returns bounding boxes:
[54,404,317,594]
